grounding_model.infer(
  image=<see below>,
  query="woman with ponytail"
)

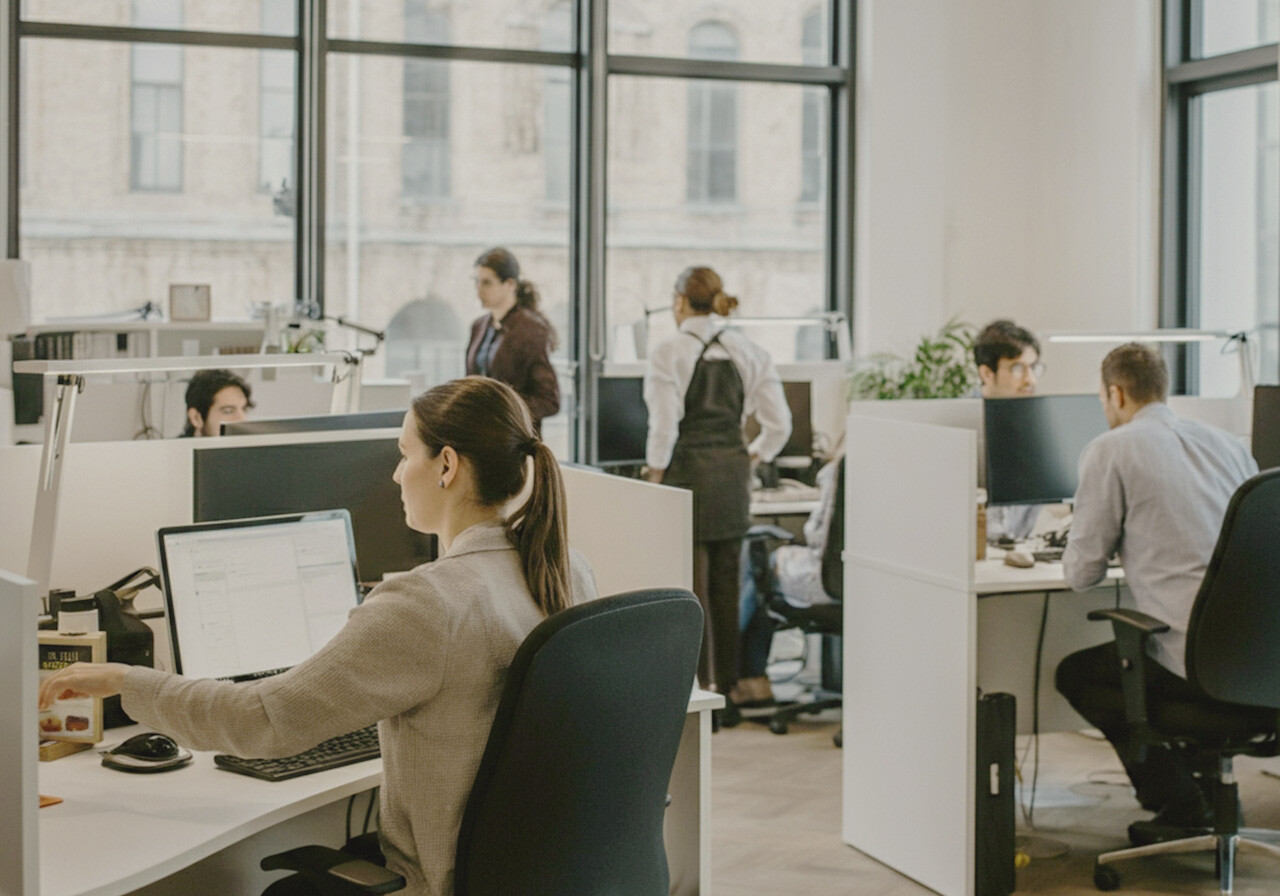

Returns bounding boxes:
[642,266,791,725]
[466,246,560,430]
[39,376,597,896]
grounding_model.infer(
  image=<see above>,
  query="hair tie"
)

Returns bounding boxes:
[524,438,539,456]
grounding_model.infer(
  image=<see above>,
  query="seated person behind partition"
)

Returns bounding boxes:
[42,377,599,896]
[180,369,254,437]
[1055,343,1257,844]
[733,450,843,708]
[974,318,1045,542]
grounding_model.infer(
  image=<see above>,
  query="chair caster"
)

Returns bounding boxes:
[1093,863,1120,891]
[768,718,789,735]
[833,728,842,748]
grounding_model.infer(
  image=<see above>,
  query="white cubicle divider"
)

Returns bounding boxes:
[0,434,694,610]
[843,413,978,896]
[2,569,40,896]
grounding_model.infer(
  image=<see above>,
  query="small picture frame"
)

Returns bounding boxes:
[39,631,107,745]
[169,284,212,322]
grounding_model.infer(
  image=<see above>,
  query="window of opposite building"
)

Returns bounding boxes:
[686,22,738,205]
[402,3,451,201]
[1164,0,1280,389]
[130,0,184,192]
[259,0,296,195]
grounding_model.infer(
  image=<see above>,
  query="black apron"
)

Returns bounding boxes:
[662,332,751,543]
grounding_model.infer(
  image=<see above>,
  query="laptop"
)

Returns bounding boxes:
[157,510,363,682]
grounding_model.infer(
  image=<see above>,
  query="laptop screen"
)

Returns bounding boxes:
[157,511,362,681]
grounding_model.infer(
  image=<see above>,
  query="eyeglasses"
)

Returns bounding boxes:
[1009,361,1046,378]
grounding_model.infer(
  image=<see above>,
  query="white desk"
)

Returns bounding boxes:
[40,690,722,896]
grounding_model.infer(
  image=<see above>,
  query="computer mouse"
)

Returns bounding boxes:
[1003,550,1036,569]
[112,732,180,761]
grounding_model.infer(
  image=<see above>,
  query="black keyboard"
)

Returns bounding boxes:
[1032,547,1064,563]
[214,725,380,781]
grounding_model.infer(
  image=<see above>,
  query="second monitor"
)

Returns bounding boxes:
[193,436,436,583]
[983,394,1109,506]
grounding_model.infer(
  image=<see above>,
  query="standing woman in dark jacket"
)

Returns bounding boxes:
[466,247,560,430]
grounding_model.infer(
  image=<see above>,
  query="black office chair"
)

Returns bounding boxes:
[259,588,704,896]
[1086,469,1280,893]
[742,458,843,737]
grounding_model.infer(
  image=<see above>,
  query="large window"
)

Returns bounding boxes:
[9,0,854,462]
[1166,1,1280,389]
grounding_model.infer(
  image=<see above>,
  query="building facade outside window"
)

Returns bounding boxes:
[685,22,738,205]
[402,3,451,200]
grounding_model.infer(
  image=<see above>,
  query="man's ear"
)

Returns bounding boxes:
[187,407,204,433]
[1108,384,1125,408]
[977,364,995,387]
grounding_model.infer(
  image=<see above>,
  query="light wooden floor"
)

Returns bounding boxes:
[710,716,1280,895]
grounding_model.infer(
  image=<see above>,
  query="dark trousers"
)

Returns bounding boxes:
[1055,642,1216,811]
[693,538,742,693]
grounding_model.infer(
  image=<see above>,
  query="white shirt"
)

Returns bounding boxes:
[1064,403,1257,677]
[643,315,792,470]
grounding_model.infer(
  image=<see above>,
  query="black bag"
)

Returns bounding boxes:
[41,569,159,729]
[976,690,1016,896]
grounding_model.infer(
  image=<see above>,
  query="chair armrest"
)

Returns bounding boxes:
[261,845,406,895]
[1086,608,1171,635]
[1085,609,1171,764]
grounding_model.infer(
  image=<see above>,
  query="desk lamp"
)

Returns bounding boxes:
[1044,329,1255,394]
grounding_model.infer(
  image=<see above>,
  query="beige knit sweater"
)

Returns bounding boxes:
[120,520,599,896]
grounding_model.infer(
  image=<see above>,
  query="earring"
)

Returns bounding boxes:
[438,479,445,488]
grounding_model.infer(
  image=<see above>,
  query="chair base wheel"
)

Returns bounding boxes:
[1094,863,1120,891]
[768,718,789,735]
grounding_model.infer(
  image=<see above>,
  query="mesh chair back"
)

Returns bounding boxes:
[1186,468,1280,709]
[454,588,704,896]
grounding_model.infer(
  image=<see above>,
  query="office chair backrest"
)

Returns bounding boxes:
[820,458,845,601]
[454,588,704,896]
[1186,468,1280,710]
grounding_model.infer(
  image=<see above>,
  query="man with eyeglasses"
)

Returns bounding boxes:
[974,319,1045,542]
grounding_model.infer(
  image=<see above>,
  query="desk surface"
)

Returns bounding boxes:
[975,554,1124,595]
[42,690,724,896]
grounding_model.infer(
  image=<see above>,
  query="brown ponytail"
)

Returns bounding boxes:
[675,265,737,316]
[410,376,571,616]
[505,441,570,615]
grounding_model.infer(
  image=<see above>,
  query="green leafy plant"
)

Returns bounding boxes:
[847,318,978,400]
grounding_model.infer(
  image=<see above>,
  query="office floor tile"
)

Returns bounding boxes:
[711,720,1280,895]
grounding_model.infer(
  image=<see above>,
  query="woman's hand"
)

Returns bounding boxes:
[641,466,664,484]
[39,662,131,711]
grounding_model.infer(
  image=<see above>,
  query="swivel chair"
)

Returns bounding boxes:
[742,458,843,736]
[259,588,704,896]
[1085,469,1280,893]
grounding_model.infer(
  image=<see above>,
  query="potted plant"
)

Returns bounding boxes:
[847,318,977,400]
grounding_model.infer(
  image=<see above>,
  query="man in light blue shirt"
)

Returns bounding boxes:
[1056,343,1257,844]
[974,319,1045,541]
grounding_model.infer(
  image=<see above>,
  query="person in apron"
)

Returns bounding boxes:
[642,267,791,723]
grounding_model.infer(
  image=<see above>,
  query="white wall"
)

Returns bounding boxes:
[855,0,1162,394]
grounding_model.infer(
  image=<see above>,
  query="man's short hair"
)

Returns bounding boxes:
[183,369,254,436]
[1101,342,1169,405]
[973,319,1041,372]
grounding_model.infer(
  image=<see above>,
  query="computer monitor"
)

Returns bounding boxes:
[596,376,648,466]
[983,394,1109,506]
[1253,385,1280,471]
[157,510,362,681]
[745,380,813,459]
[222,409,405,436]
[192,436,436,582]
